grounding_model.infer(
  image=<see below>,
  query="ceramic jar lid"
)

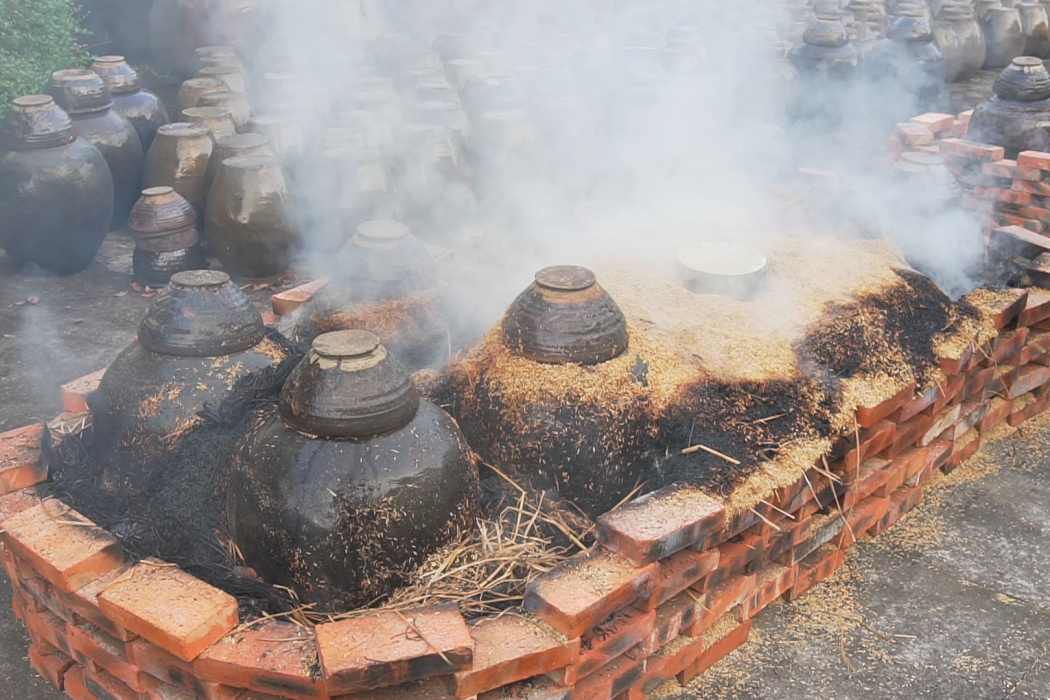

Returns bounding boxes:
[0,95,76,150]
[502,265,630,365]
[46,69,114,114]
[802,13,850,48]
[993,56,1050,102]
[278,330,421,438]
[138,270,265,357]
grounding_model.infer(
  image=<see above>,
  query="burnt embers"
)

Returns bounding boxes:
[91,270,287,493]
[227,331,479,609]
[502,265,629,365]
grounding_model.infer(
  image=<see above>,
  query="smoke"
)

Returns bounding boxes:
[211,0,986,342]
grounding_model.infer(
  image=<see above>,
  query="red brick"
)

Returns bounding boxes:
[126,637,209,694]
[83,665,140,700]
[453,615,577,698]
[919,405,962,446]
[632,548,718,612]
[1,500,123,592]
[887,135,904,161]
[67,621,158,692]
[53,563,137,642]
[946,430,982,473]
[675,619,752,686]
[855,382,915,428]
[869,486,923,536]
[985,367,1020,403]
[911,112,955,134]
[59,369,106,413]
[709,529,766,581]
[848,458,894,504]
[64,665,92,700]
[572,650,643,700]
[24,608,71,654]
[940,138,1005,162]
[990,226,1050,261]
[636,611,747,696]
[990,327,1030,363]
[784,544,845,602]
[523,547,656,638]
[0,423,48,496]
[315,604,472,695]
[984,158,1043,181]
[742,565,797,619]
[551,606,655,685]
[749,517,812,572]
[897,122,933,146]
[1009,364,1050,398]
[260,312,280,326]
[1021,291,1050,329]
[964,365,998,400]
[836,497,890,547]
[478,676,569,700]
[1009,394,1050,426]
[842,419,896,470]
[271,278,328,316]
[596,485,726,566]
[0,485,44,523]
[1019,150,1050,170]
[996,212,1044,233]
[888,412,936,458]
[899,384,941,422]
[629,592,699,659]
[193,619,324,698]
[28,644,74,690]
[343,677,470,700]
[97,560,238,662]
[684,573,755,637]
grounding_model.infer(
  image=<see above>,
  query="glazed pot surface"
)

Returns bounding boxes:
[69,110,145,228]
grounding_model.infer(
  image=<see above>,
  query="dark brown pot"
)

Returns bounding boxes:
[91,270,287,493]
[91,56,170,154]
[502,266,629,365]
[205,154,301,279]
[226,332,478,609]
[197,91,250,132]
[181,106,236,142]
[0,95,114,274]
[143,122,213,224]
[203,132,271,199]
[176,77,227,116]
[46,69,144,229]
[969,56,1050,157]
[128,186,207,286]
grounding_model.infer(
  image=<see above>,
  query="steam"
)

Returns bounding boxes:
[213,0,985,335]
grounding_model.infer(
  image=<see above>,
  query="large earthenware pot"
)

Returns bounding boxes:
[46,69,144,229]
[0,95,113,274]
[143,122,213,224]
[982,6,1027,67]
[128,186,207,286]
[296,221,445,370]
[91,270,288,493]
[205,154,301,279]
[867,17,947,111]
[91,56,170,153]
[175,77,227,117]
[189,46,238,77]
[202,132,271,199]
[197,91,250,132]
[247,115,305,172]
[788,13,860,79]
[969,56,1050,156]
[181,106,236,143]
[933,5,986,81]
[197,64,247,95]
[227,330,478,609]
[1020,2,1050,57]
[503,265,629,366]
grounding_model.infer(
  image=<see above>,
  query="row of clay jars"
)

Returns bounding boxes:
[45,69,143,229]
[0,96,113,274]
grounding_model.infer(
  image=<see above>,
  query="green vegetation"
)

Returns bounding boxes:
[0,0,89,118]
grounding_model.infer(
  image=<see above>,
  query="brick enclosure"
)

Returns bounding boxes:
[0,279,1043,700]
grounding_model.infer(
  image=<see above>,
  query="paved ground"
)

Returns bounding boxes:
[0,68,1042,699]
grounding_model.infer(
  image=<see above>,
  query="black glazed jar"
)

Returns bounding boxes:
[128,186,207,286]
[969,56,1050,157]
[90,270,288,493]
[46,69,144,229]
[91,56,170,154]
[0,95,114,274]
[226,330,479,609]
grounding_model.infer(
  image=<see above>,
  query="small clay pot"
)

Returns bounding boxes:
[143,122,213,223]
[197,91,250,132]
[0,95,114,274]
[128,186,206,286]
[46,69,144,229]
[176,77,227,116]
[205,154,301,279]
[91,56,170,154]
[197,64,247,95]
[982,7,1026,68]
[181,106,236,142]
[203,132,271,199]
[502,266,629,365]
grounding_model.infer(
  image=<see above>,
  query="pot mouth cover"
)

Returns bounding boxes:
[278,330,421,438]
[993,56,1050,102]
[0,95,76,150]
[46,69,113,114]
[91,56,141,94]
[138,270,265,357]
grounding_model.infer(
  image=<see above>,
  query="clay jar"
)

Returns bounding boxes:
[143,122,213,224]
[788,12,860,79]
[503,265,629,365]
[982,6,1026,68]
[1019,3,1050,57]
[197,91,250,132]
[90,270,288,493]
[202,132,271,199]
[128,186,207,286]
[176,77,227,117]
[969,56,1050,157]
[0,95,113,274]
[247,115,305,173]
[205,154,301,279]
[197,64,247,95]
[934,5,987,81]
[298,221,446,370]
[90,56,170,154]
[46,69,144,229]
[189,45,238,77]
[181,106,236,142]
[226,330,479,609]
[867,17,947,112]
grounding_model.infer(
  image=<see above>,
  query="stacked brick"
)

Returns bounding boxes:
[2,286,1047,699]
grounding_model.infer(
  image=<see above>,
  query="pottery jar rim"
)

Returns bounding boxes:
[91,55,141,94]
[156,122,211,138]
[216,133,270,151]
[137,270,266,357]
[129,187,198,235]
[222,154,280,170]
[46,69,114,115]
[1,95,77,150]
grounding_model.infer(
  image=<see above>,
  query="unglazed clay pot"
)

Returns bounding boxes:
[91,56,170,153]
[969,56,1050,156]
[296,221,445,370]
[91,270,288,493]
[205,154,301,279]
[128,186,207,286]
[227,330,478,609]
[46,69,144,229]
[176,77,227,117]
[143,122,213,224]
[982,6,1026,67]
[0,95,113,274]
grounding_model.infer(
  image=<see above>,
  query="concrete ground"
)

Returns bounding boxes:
[0,69,1041,699]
